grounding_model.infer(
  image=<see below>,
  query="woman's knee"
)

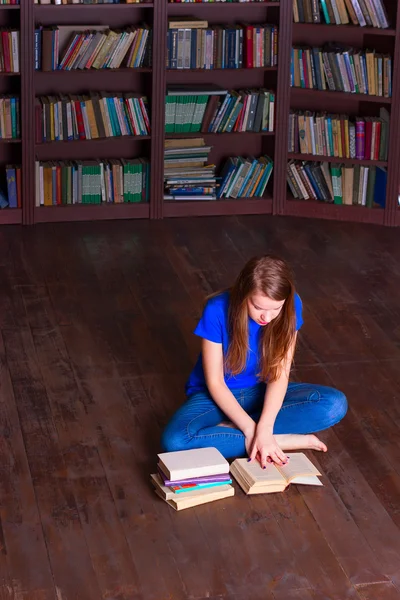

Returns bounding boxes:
[323,386,348,426]
[160,422,188,453]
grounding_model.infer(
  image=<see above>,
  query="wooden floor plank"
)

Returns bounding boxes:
[356,582,400,600]
[0,333,55,600]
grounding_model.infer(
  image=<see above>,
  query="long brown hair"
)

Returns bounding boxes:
[225,255,297,382]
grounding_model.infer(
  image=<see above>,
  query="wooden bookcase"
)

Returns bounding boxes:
[0,0,399,227]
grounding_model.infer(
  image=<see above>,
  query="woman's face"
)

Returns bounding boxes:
[247,293,285,326]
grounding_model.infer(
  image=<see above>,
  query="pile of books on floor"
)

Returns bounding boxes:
[164,138,217,201]
[151,448,234,511]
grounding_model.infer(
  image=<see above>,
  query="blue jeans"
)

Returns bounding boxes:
[161,382,347,459]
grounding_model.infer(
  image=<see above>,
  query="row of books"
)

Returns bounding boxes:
[35,93,150,142]
[288,108,389,161]
[35,159,150,206]
[0,30,19,74]
[0,0,18,4]
[35,26,151,71]
[0,166,20,210]
[34,0,148,4]
[152,447,322,511]
[167,19,278,69]
[0,96,20,140]
[219,155,273,199]
[165,85,275,133]
[287,159,386,206]
[293,0,389,28]
[291,45,392,97]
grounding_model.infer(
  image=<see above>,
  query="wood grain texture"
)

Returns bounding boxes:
[0,215,399,598]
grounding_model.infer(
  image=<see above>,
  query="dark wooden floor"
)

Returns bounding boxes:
[1,215,400,600]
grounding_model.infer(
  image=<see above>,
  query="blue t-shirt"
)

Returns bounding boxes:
[185,291,303,396]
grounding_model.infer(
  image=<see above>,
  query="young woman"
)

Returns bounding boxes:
[161,255,347,467]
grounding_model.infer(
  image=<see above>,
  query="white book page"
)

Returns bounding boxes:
[290,475,323,486]
[278,452,321,482]
[233,459,287,486]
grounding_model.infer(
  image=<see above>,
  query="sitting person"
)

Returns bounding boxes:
[161,254,347,467]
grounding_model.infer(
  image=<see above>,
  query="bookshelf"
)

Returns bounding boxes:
[0,0,398,227]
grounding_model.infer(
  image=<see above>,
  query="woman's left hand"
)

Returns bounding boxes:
[249,428,288,468]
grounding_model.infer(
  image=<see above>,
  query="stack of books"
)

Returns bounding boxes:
[230,452,323,494]
[164,138,217,201]
[151,448,235,511]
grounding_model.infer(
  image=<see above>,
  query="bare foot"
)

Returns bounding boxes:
[275,433,327,453]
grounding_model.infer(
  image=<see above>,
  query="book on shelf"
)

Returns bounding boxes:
[287,158,387,206]
[230,452,322,494]
[288,108,389,161]
[0,0,19,4]
[165,86,275,134]
[0,166,21,209]
[35,25,152,71]
[35,93,150,142]
[152,447,234,511]
[291,44,392,97]
[0,30,19,74]
[167,21,278,69]
[293,0,389,28]
[0,96,20,140]
[164,137,217,201]
[35,159,150,206]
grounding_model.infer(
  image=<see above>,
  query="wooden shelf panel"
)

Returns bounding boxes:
[168,1,279,5]
[34,2,153,9]
[166,131,274,138]
[36,136,150,146]
[285,198,385,224]
[0,208,22,225]
[35,68,152,75]
[35,137,151,161]
[288,153,388,167]
[164,196,272,217]
[34,203,149,223]
[0,72,20,76]
[292,23,396,36]
[0,138,21,143]
[291,87,392,104]
[0,5,19,9]
[167,67,277,73]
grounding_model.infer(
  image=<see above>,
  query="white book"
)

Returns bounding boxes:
[157,447,229,481]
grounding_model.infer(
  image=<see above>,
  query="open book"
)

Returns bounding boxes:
[230,452,322,494]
